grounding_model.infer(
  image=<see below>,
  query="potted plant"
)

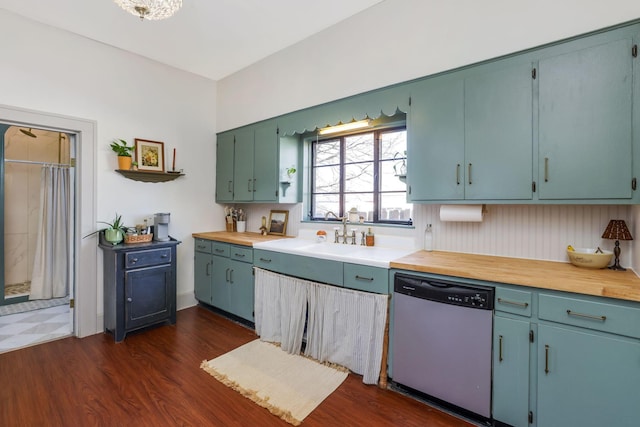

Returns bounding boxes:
[286,165,296,180]
[83,213,128,245]
[111,139,134,171]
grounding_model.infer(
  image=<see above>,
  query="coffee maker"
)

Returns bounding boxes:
[154,213,171,241]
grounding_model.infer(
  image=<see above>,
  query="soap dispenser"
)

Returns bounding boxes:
[424,224,433,252]
[366,228,375,247]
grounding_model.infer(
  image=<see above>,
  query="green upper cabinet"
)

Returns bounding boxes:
[538,33,635,200]
[408,60,533,202]
[215,119,301,204]
[464,61,533,200]
[215,132,235,202]
[408,75,465,201]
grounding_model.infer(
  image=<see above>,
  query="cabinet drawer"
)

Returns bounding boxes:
[230,245,253,263]
[212,242,230,257]
[539,293,640,339]
[253,250,342,286]
[194,239,212,254]
[125,248,172,269]
[344,263,388,294]
[495,287,532,317]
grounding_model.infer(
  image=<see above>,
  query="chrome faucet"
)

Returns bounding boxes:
[325,211,351,244]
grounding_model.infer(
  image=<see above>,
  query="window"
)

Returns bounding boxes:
[310,126,411,225]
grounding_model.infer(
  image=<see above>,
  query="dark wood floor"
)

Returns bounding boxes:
[0,306,474,426]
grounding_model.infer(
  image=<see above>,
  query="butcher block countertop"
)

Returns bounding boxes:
[390,250,640,303]
[192,231,288,247]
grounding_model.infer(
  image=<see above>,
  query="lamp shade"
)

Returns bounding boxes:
[601,219,633,241]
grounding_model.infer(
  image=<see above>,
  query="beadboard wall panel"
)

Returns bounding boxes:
[413,204,632,264]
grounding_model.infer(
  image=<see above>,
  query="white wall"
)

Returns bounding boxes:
[217,0,640,273]
[217,0,640,130]
[0,10,220,334]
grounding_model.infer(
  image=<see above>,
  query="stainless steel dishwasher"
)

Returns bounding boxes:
[392,273,494,420]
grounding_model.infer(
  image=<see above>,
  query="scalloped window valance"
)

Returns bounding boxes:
[277,84,411,136]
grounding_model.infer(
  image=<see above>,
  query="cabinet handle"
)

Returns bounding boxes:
[498,335,504,362]
[253,178,256,192]
[259,257,272,263]
[234,253,245,258]
[468,163,472,185]
[131,258,138,263]
[566,309,606,322]
[229,269,234,284]
[456,164,460,185]
[161,254,168,258]
[248,179,252,192]
[206,261,210,276]
[355,275,374,282]
[127,297,132,303]
[544,344,550,374]
[197,245,206,250]
[544,157,549,182]
[225,268,230,282]
[497,297,529,308]
[227,180,232,193]
[215,248,225,253]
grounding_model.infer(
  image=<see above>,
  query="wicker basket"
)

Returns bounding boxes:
[124,233,153,244]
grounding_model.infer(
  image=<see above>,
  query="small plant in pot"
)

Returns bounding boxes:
[83,213,128,245]
[111,139,134,170]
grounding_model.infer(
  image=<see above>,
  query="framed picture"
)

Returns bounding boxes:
[268,210,289,236]
[135,139,165,172]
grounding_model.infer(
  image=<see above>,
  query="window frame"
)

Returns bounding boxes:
[309,125,410,225]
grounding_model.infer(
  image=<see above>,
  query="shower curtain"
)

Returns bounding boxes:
[29,165,70,300]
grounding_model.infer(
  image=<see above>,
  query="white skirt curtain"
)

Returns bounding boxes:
[254,267,389,384]
[29,165,70,300]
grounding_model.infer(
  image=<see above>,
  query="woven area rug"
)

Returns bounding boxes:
[201,339,348,426]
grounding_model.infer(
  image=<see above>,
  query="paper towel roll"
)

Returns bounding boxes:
[439,205,484,222]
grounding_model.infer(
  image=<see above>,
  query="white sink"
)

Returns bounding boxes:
[254,238,415,268]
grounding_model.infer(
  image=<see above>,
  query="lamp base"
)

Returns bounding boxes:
[608,264,627,271]
[609,241,625,270]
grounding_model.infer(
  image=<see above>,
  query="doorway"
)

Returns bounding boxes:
[2,126,74,311]
[0,106,98,340]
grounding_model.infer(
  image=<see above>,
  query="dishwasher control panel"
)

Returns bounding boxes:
[394,273,494,310]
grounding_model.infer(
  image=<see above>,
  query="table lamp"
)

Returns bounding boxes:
[601,219,633,271]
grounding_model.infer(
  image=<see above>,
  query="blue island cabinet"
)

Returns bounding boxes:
[100,238,180,342]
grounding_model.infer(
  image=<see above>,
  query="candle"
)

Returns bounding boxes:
[172,148,176,171]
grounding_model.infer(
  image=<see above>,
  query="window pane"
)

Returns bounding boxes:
[380,159,406,191]
[380,192,412,222]
[313,165,340,193]
[315,139,340,165]
[345,162,373,193]
[312,194,340,218]
[345,193,374,222]
[380,130,407,161]
[345,133,374,163]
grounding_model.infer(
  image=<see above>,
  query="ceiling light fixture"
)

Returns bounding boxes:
[114,0,183,21]
[318,119,371,135]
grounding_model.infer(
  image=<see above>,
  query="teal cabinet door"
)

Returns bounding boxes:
[537,324,640,427]
[538,36,633,200]
[228,260,254,321]
[194,251,212,304]
[253,120,278,202]
[233,127,255,202]
[408,76,465,201]
[211,254,231,313]
[492,316,531,427]
[215,132,235,202]
[465,62,533,200]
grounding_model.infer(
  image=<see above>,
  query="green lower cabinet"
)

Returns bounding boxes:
[492,315,532,427]
[211,255,231,312]
[227,261,254,321]
[537,324,640,427]
[194,251,213,304]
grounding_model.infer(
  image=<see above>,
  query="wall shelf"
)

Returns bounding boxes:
[115,169,184,183]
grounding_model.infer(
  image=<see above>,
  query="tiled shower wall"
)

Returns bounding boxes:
[232,202,633,266]
[4,128,69,286]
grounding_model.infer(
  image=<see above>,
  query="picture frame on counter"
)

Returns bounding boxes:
[135,138,165,172]
[268,210,288,235]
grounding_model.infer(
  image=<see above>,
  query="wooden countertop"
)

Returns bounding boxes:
[192,231,289,247]
[390,251,640,303]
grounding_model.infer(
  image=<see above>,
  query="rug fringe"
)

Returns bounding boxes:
[200,360,302,426]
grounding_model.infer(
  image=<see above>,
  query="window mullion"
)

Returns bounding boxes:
[339,136,345,217]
